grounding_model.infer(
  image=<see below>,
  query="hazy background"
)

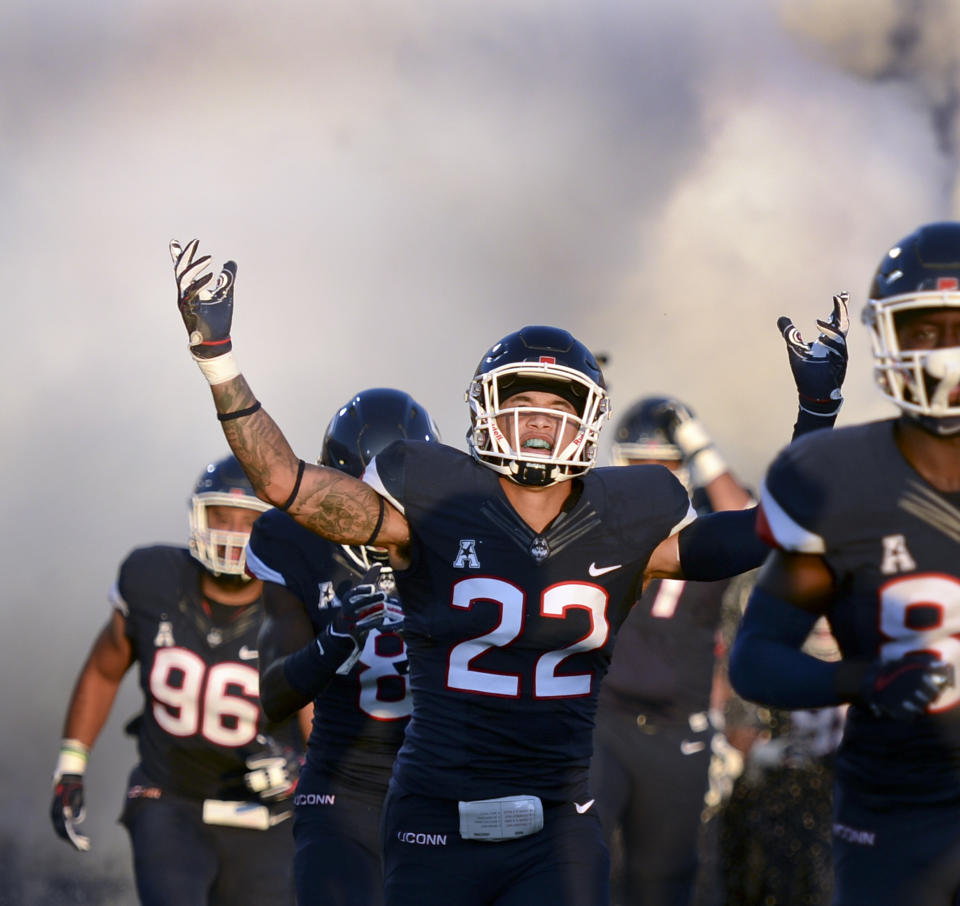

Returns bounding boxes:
[4,0,960,901]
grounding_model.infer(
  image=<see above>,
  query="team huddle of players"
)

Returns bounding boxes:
[51,222,960,906]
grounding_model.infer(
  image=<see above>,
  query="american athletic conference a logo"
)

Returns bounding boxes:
[453,540,480,569]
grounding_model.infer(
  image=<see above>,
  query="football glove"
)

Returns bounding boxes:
[657,399,727,488]
[170,238,236,360]
[50,774,90,852]
[777,292,849,417]
[328,565,404,645]
[859,651,952,720]
[243,735,303,802]
[326,565,404,672]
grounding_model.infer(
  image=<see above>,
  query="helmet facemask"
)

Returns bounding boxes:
[189,492,271,579]
[863,292,960,436]
[467,361,610,487]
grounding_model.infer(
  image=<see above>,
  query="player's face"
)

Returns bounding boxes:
[896,308,960,351]
[206,505,259,566]
[895,307,960,406]
[496,390,580,457]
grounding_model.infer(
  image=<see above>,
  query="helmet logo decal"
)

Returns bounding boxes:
[538,356,557,364]
[937,277,959,290]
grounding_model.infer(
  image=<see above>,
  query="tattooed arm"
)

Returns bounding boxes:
[170,239,411,566]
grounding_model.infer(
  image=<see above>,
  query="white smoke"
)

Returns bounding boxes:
[1,0,958,894]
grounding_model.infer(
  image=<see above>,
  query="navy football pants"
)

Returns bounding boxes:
[832,784,960,906]
[120,770,295,906]
[380,783,610,906]
[591,706,712,906]
[292,766,386,906]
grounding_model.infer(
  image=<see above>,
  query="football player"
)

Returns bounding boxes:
[595,315,846,906]
[730,221,960,905]
[167,238,846,906]
[244,387,439,906]
[594,396,753,906]
[50,455,303,906]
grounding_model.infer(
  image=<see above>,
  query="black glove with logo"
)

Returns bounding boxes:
[51,773,90,852]
[170,238,236,360]
[859,651,952,720]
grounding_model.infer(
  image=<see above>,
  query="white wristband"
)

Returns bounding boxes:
[193,350,241,386]
[689,446,727,488]
[54,739,89,780]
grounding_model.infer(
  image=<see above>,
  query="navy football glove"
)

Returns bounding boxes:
[777,292,849,417]
[243,735,303,802]
[50,773,90,852]
[328,565,404,649]
[170,238,236,360]
[859,651,952,720]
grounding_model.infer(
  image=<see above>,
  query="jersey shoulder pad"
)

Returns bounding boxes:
[363,440,473,514]
[114,545,193,614]
[588,464,695,540]
[246,509,339,596]
[760,419,896,552]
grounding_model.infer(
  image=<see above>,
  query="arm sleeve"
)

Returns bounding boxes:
[728,586,846,708]
[677,508,770,581]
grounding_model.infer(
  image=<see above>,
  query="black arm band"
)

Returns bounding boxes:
[279,459,306,513]
[677,508,770,581]
[216,401,262,422]
[365,495,385,546]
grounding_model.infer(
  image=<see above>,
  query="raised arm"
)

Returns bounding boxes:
[170,239,410,558]
[644,294,850,582]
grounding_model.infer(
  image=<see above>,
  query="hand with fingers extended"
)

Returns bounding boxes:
[170,238,236,362]
[50,773,91,852]
[778,292,850,417]
[859,651,953,720]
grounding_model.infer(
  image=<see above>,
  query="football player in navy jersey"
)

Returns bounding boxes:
[730,221,960,906]
[594,396,754,906]
[595,318,848,906]
[244,387,439,906]
[166,237,847,906]
[50,455,305,906]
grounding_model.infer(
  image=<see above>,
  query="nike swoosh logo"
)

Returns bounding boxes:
[238,646,258,661]
[680,740,705,755]
[574,799,595,814]
[588,562,621,577]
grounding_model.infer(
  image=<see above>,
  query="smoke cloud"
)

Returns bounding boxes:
[2,0,957,897]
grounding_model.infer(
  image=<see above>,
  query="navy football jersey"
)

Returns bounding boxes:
[246,510,410,806]
[363,441,694,803]
[600,576,728,720]
[759,419,960,803]
[112,545,300,801]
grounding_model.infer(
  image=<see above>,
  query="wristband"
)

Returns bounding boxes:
[192,350,241,385]
[54,739,89,780]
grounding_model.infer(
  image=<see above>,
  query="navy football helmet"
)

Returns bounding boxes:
[864,221,960,435]
[189,455,270,577]
[466,325,610,487]
[320,388,439,568]
[610,396,691,489]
